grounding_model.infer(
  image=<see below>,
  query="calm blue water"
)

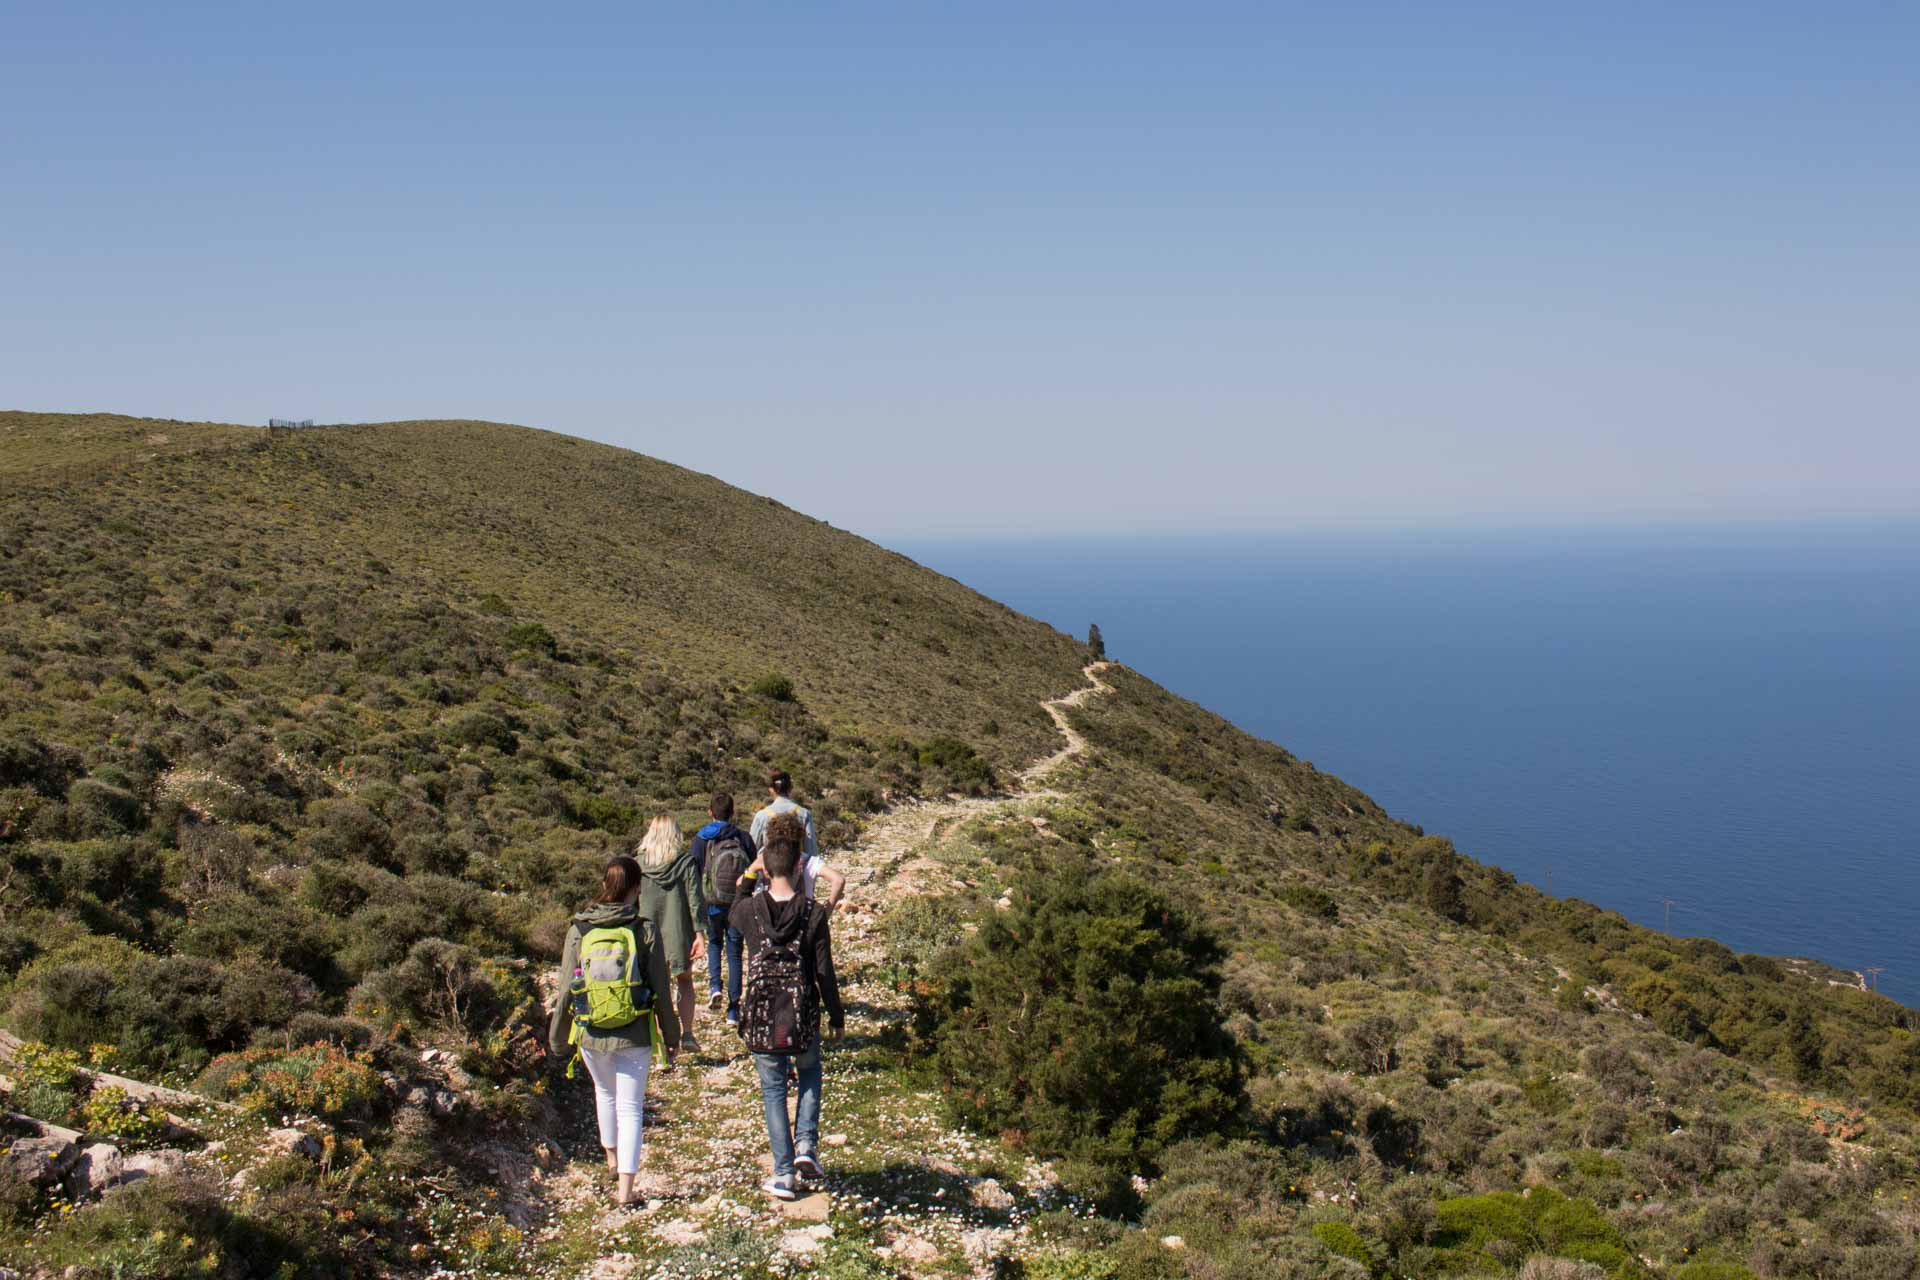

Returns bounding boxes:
[895,524,1920,1008]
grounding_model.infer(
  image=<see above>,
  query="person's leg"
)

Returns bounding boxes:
[752,1051,795,1180]
[724,925,744,1018]
[579,1046,619,1174]
[676,971,698,1044]
[705,914,726,1005]
[793,1042,823,1166]
[612,1043,652,1200]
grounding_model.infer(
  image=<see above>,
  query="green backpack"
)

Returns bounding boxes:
[564,921,665,1076]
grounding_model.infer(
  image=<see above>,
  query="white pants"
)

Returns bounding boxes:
[580,1043,651,1174]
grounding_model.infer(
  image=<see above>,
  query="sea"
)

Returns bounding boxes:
[894,523,1920,1009]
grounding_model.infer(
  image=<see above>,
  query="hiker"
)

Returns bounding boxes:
[731,814,845,1200]
[637,814,705,1056]
[749,770,820,857]
[744,770,847,912]
[548,854,679,1207]
[689,792,756,1029]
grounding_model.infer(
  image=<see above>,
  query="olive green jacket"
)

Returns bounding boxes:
[638,850,704,977]
[547,901,679,1057]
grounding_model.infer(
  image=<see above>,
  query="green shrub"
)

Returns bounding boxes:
[1280,883,1339,921]
[921,856,1242,1198]
[350,937,528,1044]
[22,1169,345,1279]
[917,736,996,794]
[505,621,557,656]
[8,1040,84,1124]
[80,1084,169,1143]
[1432,1188,1634,1274]
[750,673,796,702]
[64,777,141,835]
[880,894,969,985]
[1668,1265,1757,1280]
[199,1043,383,1124]
[1310,1221,1379,1272]
[1021,1249,1122,1280]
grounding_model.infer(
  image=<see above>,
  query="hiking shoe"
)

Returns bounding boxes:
[680,1034,703,1057]
[707,989,724,1010]
[762,1175,797,1201]
[726,1008,740,1030]
[794,1152,823,1182]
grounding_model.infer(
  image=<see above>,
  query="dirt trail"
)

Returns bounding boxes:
[537,663,1113,1278]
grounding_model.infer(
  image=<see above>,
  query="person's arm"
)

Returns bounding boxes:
[646,924,680,1056]
[548,926,580,1057]
[729,896,758,949]
[815,861,847,913]
[811,909,844,1033]
[803,810,820,859]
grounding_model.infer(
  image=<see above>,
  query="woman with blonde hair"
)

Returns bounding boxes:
[636,814,704,1056]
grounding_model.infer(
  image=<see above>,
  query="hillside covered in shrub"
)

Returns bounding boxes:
[2,411,1917,1280]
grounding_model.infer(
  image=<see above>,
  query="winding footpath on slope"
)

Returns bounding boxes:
[535,663,1114,1279]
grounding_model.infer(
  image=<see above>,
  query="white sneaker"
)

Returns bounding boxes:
[794,1152,823,1181]
[707,989,724,1010]
[762,1175,797,1201]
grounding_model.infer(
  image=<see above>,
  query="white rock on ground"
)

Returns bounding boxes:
[119,1149,191,1184]
[263,1127,322,1159]
[65,1143,124,1198]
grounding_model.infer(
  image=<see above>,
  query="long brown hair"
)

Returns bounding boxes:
[596,854,643,903]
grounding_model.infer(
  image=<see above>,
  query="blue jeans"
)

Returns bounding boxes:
[705,910,743,1013]
[752,1043,821,1179]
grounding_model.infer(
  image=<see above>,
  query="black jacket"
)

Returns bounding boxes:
[729,890,844,1031]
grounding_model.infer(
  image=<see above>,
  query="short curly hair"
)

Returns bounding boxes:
[764,810,807,851]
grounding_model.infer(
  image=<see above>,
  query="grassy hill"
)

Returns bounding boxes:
[2,411,1917,1280]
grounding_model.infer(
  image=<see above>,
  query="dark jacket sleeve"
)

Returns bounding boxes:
[811,907,844,1030]
[548,924,580,1056]
[646,922,680,1054]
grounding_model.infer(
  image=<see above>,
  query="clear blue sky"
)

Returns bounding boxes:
[6,2,1916,537]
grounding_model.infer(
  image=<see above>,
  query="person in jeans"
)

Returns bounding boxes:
[742,770,847,912]
[547,854,679,1206]
[749,770,819,857]
[730,820,844,1200]
[688,792,755,1027]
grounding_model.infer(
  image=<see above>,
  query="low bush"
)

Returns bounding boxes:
[80,1084,168,1143]
[199,1043,384,1124]
[880,893,969,986]
[1280,883,1339,922]
[749,673,796,702]
[919,855,1242,1200]
[7,1040,84,1124]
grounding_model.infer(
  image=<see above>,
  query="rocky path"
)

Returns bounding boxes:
[531,664,1112,1279]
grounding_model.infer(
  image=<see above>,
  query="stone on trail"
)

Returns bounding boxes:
[890,1234,941,1263]
[778,1229,822,1255]
[778,1190,831,1221]
[655,1218,705,1247]
[824,1132,848,1146]
[970,1176,1014,1210]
